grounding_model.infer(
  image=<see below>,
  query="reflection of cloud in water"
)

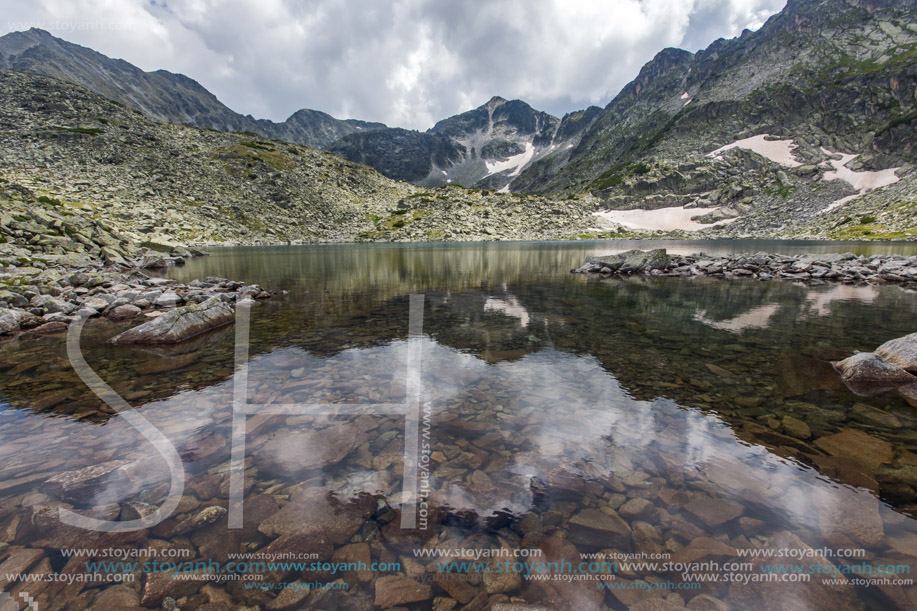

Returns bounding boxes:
[804,284,878,317]
[694,304,781,333]
[419,345,892,537]
[26,330,900,549]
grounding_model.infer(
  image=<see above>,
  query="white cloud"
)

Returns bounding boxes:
[1,0,786,129]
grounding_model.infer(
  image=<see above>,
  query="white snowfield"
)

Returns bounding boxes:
[707,134,900,212]
[484,141,535,178]
[592,206,737,232]
[820,147,900,212]
[708,134,801,167]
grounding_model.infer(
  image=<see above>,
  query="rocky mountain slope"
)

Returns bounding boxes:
[511,0,917,238]
[0,29,600,191]
[0,28,387,149]
[0,70,594,250]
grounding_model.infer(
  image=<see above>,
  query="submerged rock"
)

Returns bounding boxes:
[567,508,632,548]
[684,496,744,527]
[832,352,917,396]
[258,487,376,545]
[813,429,894,471]
[109,296,234,344]
[255,425,369,478]
[374,576,432,608]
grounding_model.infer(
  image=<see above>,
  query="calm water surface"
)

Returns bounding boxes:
[1,240,916,610]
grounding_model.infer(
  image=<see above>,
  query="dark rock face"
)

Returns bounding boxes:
[328,128,464,182]
[109,296,234,344]
[257,108,386,150]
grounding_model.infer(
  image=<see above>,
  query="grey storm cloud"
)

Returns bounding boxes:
[2,0,786,129]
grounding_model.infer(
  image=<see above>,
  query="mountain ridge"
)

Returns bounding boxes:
[0,27,389,149]
[0,28,604,191]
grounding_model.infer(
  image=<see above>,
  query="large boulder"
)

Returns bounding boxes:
[31,294,76,314]
[0,310,20,335]
[875,332,917,373]
[833,352,917,396]
[0,309,42,335]
[109,296,234,344]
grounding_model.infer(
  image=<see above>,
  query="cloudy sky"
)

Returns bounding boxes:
[3,0,786,129]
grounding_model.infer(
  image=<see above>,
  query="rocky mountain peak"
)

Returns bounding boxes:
[614,47,694,104]
[485,95,508,109]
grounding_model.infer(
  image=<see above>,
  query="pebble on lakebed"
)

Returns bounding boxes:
[573,249,917,287]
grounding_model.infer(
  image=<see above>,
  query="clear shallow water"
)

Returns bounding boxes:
[1,240,916,610]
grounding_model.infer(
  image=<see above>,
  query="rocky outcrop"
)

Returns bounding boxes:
[577,249,671,274]
[109,296,235,345]
[328,128,464,183]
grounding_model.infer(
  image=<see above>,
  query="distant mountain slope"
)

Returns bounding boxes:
[509,0,917,238]
[0,28,386,149]
[329,96,603,190]
[0,70,595,247]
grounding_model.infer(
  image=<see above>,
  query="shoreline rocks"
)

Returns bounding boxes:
[572,249,917,288]
[0,253,275,341]
[109,296,236,345]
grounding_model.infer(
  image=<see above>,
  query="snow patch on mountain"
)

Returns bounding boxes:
[592,206,737,232]
[708,134,801,167]
[484,142,536,178]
